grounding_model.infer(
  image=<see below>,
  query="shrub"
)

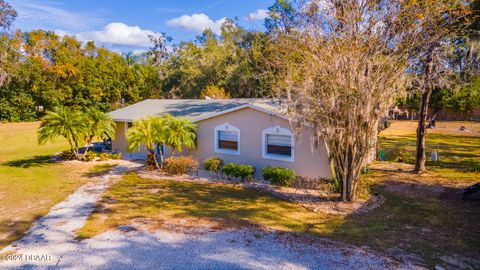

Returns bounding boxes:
[203,157,223,172]
[59,150,76,160]
[262,166,296,187]
[222,163,255,181]
[110,152,122,160]
[99,152,110,161]
[83,151,96,162]
[162,156,199,175]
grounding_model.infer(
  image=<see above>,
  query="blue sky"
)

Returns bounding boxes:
[9,0,273,52]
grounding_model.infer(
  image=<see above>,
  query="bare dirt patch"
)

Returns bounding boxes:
[369,162,475,201]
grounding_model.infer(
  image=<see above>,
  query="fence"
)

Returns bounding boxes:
[390,108,480,121]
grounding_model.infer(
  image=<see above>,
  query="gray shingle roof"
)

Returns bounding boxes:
[108,99,285,122]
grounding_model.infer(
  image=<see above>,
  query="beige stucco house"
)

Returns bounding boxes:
[108,99,333,179]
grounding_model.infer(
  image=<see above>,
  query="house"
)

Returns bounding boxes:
[108,99,333,179]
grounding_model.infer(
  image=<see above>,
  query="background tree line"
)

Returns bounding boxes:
[1,0,479,201]
[0,5,272,122]
[1,0,479,123]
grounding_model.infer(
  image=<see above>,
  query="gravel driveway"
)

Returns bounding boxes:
[1,227,420,270]
[0,161,420,270]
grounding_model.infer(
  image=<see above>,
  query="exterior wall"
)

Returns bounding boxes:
[112,121,149,160]
[111,107,333,179]
[192,107,332,179]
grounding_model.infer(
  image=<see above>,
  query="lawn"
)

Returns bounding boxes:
[379,121,480,171]
[0,122,104,249]
[79,120,480,268]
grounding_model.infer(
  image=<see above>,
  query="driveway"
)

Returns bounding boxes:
[0,161,420,270]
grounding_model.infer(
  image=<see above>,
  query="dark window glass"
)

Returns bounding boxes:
[218,130,238,150]
[266,134,291,156]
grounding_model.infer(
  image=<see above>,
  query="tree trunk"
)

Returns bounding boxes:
[414,89,432,173]
[151,151,160,170]
[414,46,434,174]
[67,140,77,157]
[333,145,359,202]
[147,144,161,170]
[158,143,165,167]
[85,135,94,153]
[366,132,377,163]
[339,170,358,202]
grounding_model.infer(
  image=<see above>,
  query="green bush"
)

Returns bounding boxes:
[83,151,96,161]
[203,157,223,172]
[59,150,76,160]
[98,152,110,161]
[262,166,296,187]
[162,156,199,175]
[222,163,255,181]
[110,152,122,160]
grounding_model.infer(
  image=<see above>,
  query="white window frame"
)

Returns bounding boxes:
[262,126,294,162]
[214,123,240,155]
[124,121,131,134]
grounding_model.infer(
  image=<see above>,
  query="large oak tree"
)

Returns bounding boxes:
[264,0,470,201]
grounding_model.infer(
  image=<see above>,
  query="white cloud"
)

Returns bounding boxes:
[247,9,269,21]
[76,23,161,48]
[166,13,226,35]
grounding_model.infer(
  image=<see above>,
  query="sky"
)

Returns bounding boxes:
[8,0,274,52]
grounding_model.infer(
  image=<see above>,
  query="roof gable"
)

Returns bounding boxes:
[108,99,287,122]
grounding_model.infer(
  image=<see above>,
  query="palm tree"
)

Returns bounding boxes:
[126,116,166,169]
[163,115,196,157]
[83,107,116,154]
[38,106,85,158]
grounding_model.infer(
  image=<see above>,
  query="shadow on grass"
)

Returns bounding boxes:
[82,164,117,178]
[379,133,480,171]
[82,172,480,268]
[0,215,43,250]
[2,155,53,168]
[332,171,480,268]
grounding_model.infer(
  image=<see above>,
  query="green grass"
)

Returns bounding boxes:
[379,121,480,171]
[0,122,101,249]
[335,178,479,267]
[77,173,343,239]
[79,120,480,268]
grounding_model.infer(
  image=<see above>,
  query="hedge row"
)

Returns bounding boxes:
[203,156,296,186]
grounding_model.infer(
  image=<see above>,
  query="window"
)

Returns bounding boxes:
[262,126,294,162]
[214,123,240,155]
[218,130,238,150]
[266,134,292,156]
[124,121,133,134]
